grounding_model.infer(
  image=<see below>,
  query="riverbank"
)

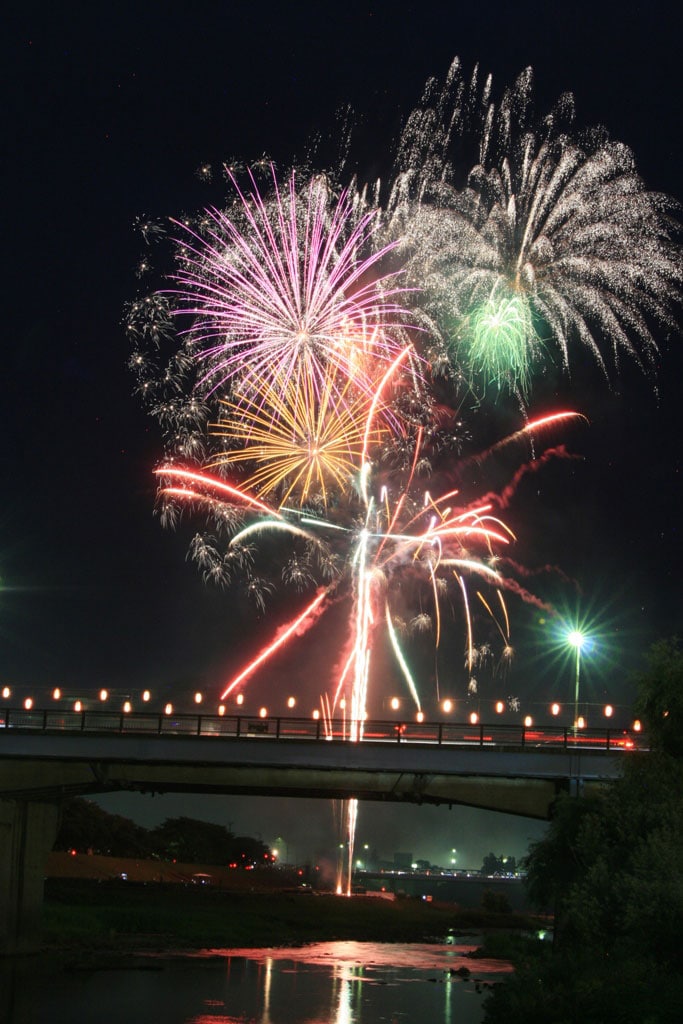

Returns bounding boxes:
[43,877,542,954]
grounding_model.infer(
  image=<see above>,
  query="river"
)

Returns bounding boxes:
[2,939,511,1023]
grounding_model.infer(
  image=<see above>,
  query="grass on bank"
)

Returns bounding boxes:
[43,879,540,951]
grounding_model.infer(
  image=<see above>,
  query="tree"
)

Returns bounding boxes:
[483,638,683,1023]
[54,799,150,857]
[633,637,683,757]
[150,817,271,866]
[481,852,516,875]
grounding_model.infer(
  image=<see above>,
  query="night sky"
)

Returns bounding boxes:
[2,1,682,867]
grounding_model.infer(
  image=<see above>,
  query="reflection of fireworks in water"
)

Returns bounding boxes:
[129,57,680,894]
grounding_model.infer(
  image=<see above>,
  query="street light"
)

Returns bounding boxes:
[567,629,588,734]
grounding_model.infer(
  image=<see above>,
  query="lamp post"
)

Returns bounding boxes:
[567,629,586,735]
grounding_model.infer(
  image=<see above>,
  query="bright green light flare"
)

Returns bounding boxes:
[459,293,540,392]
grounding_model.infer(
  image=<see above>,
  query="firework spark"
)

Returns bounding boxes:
[171,168,412,403]
[385,58,681,392]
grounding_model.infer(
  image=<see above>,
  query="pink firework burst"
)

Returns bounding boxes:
[169,167,413,406]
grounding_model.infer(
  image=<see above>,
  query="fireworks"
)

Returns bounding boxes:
[127,54,682,898]
[169,168,411,405]
[385,58,681,393]
[207,363,388,507]
[129,55,679,736]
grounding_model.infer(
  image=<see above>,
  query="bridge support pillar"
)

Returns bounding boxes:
[0,798,60,955]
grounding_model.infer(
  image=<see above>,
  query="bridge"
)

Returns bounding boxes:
[0,707,643,954]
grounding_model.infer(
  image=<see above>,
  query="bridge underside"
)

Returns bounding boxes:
[2,734,621,954]
[1,757,606,820]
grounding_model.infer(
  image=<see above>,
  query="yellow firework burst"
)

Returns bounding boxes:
[208,368,387,507]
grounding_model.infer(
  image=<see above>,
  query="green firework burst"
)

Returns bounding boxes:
[458,293,542,395]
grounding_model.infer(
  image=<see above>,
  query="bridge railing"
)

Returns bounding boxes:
[0,707,645,752]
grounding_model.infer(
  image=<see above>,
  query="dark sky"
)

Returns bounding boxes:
[2,1,682,866]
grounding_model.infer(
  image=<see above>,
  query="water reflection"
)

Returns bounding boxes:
[2,941,510,1024]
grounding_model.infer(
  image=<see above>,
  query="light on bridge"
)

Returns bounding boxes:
[576,715,586,729]
[312,709,320,720]
[74,700,82,712]
[258,706,267,718]
[24,697,33,710]
[495,700,504,714]
[99,689,108,702]
[164,702,173,715]
[52,688,62,700]
[604,704,614,717]
[194,692,203,705]
[550,702,561,716]
[123,701,132,714]
[633,719,642,732]
[142,690,151,702]
[390,697,400,711]
[416,710,424,723]
[524,715,533,728]
[218,704,226,716]
[339,698,346,710]
[2,687,10,699]
[469,711,479,725]
[442,699,453,714]
[236,694,244,706]
[287,696,296,709]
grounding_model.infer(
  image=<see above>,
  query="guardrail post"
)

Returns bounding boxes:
[276,717,281,739]
[479,723,484,747]
[438,722,443,745]
[521,726,526,748]
[196,715,202,736]
[42,710,47,731]
[80,711,86,732]
[316,717,321,740]
[236,716,241,738]
[606,730,610,752]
